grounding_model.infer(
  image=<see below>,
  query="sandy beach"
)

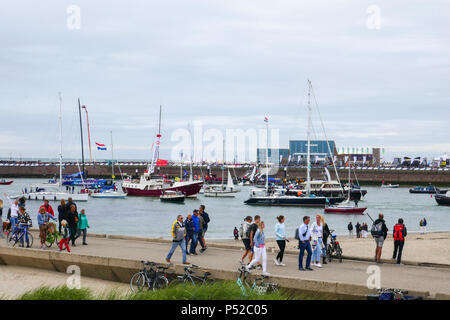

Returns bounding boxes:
[209,231,450,266]
[0,265,129,299]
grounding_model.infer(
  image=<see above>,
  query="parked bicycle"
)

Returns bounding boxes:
[170,264,214,286]
[367,288,424,300]
[236,264,278,296]
[326,229,342,263]
[6,221,33,248]
[45,221,61,248]
[130,261,169,292]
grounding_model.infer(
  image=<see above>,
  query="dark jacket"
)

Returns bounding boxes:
[347,223,353,231]
[67,210,79,229]
[201,211,210,227]
[65,201,77,213]
[374,218,388,239]
[322,223,330,242]
[185,218,195,235]
[58,205,67,222]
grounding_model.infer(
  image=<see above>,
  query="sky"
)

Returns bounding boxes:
[1,0,449,162]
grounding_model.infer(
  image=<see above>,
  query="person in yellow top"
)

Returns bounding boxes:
[166,215,189,264]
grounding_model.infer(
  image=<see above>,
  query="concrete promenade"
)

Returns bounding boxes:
[1,233,449,299]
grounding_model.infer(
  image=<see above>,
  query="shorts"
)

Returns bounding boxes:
[242,239,251,251]
[374,236,385,247]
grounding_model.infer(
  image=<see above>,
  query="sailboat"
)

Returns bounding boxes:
[204,139,236,197]
[12,94,88,202]
[244,81,346,207]
[91,131,127,199]
[324,161,367,214]
[122,106,203,197]
[204,169,237,197]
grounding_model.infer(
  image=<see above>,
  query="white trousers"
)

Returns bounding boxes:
[248,246,267,273]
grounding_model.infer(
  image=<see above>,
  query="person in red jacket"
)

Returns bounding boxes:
[392,218,407,264]
[40,200,54,216]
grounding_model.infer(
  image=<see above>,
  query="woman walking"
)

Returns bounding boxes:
[310,214,323,268]
[321,216,329,265]
[75,209,90,245]
[246,221,269,276]
[274,215,287,266]
[57,199,67,234]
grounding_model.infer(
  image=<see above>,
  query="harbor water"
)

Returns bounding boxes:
[2,178,449,240]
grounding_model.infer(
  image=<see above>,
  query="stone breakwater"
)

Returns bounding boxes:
[1,163,450,184]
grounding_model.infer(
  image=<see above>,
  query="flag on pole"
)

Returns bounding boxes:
[95,142,107,151]
[264,116,268,122]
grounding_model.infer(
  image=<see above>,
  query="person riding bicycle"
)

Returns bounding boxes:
[37,207,57,250]
[17,206,32,248]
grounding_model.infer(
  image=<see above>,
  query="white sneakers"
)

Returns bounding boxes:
[312,262,322,268]
[274,259,281,266]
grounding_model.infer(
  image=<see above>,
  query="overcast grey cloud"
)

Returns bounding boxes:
[1,0,449,161]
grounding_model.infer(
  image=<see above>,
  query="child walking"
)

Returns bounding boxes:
[59,220,71,252]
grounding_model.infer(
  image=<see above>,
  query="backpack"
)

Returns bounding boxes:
[371,221,384,237]
[294,227,300,240]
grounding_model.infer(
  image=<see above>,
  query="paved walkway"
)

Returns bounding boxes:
[4,233,446,296]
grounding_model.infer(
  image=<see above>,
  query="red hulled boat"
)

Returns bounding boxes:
[0,180,13,185]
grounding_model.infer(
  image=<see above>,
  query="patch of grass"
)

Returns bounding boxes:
[19,286,94,300]
[16,281,314,300]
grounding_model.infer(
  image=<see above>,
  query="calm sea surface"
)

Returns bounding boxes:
[2,178,449,240]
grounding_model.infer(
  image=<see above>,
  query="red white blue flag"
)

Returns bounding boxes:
[95,142,107,151]
[264,116,268,122]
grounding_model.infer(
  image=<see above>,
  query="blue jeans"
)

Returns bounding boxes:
[190,232,198,253]
[166,239,187,263]
[10,217,18,233]
[18,224,30,246]
[311,238,322,262]
[299,240,312,269]
[185,233,194,252]
[197,230,205,250]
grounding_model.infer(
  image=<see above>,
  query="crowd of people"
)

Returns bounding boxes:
[1,194,89,251]
[166,204,210,264]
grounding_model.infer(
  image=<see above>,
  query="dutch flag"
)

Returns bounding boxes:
[96,142,107,151]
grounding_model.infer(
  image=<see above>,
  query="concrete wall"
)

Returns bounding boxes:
[0,246,438,299]
[2,165,450,184]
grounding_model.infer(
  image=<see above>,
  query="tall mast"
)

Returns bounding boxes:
[82,105,93,163]
[78,98,85,178]
[265,117,269,191]
[58,92,63,191]
[148,105,162,175]
[111,130,115,179]
[222,138,225,187]
[306,80,312,194]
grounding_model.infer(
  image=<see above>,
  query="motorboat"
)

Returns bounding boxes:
[409,185,447,194]
[160,190,185,203]
[11,185,89,202]
[0,179,13,185]
[245,189,345,207]
[381,183,399,188]
[91,190,127,199]
[435,192,450,206]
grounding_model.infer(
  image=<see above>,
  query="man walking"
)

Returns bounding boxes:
[190,210,200,255]
[199,205,210,252]
[347,222,353,238]
[356,222,361,238]
[240,216,253,264]
[392,218,407,264]
[67,204,79,247]
[184,213,195,255]
[166,215,189,265]
[372,213,388,264]
[298,216,313,271]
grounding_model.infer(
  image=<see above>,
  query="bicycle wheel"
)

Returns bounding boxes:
[26,232,33,248]
[45,232,55,248]
[152,275,169,291]
[326,245,332,262]
[169,277,187,288]
[336,245,343,263]
[6,232,17,247]
[201,278,215,286]
[130,272,146,292]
